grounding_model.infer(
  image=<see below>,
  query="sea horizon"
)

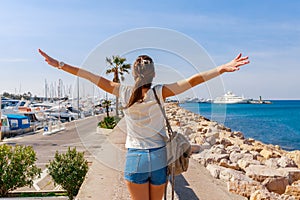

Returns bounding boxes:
[180,100,300,151]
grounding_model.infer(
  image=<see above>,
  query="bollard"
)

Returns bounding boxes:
[49,121,52,133]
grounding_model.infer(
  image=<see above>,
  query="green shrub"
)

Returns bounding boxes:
[47,147,88,200]
[0,144,41,197]
[98,116,121,129]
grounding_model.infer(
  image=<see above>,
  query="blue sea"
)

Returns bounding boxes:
[180,100,300,151]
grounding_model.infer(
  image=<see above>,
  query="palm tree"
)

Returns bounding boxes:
[102,99,111,117]
[106,56,131,116]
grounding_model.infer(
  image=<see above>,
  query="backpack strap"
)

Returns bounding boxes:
[152,87,173,139]
[153,87,175,200]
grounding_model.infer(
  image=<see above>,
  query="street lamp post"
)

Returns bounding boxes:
[77,77,80,119]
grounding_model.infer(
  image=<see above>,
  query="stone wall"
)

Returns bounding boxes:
[165,103,300,200]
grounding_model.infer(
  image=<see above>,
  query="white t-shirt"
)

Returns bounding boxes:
[119,84,167,149]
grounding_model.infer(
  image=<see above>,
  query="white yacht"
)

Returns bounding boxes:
[213,91,250,104]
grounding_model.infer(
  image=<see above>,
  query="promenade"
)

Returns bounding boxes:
[76,120,246,200]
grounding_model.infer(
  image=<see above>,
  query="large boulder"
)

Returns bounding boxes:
[206,164,222,179]
[228,179,265,198]
[210,144,227,154]
[191,144,201,154]
[191,135,206,145]
[284,180,300,199]
[265,158,281,169]
[286,151,300,168]
[231,131,244,139]
[230,151,253,163]
[245,165,286,182]
[193,146,229,166]
[278,156,298,168]
[206,164,250,182]
[217,138,233,148]
[262,177,289,194]
[238,158,261,171]
[182,126,194,136]
[260,149,276,159]
[226,145,241,153]
[219,167,248,182]
[205,135,218,146]
[250,189,294,200]
[219,158,240,170]
[278,168,300,184]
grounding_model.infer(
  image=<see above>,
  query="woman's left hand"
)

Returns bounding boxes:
[219,53,250,73]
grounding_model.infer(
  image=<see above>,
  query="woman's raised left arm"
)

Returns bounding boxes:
[162,53,250,98]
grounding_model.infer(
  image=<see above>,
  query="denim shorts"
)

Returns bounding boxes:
[124,146,167,185]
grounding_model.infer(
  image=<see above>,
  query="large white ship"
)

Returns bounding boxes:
[213,91,250,104]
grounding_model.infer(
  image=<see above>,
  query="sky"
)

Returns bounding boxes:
[0,0,299,100]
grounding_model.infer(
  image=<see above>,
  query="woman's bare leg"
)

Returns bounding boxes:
[126,180,150,200]
[150,182,167,200]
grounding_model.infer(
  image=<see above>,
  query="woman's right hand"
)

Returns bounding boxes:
[38,49,59,68]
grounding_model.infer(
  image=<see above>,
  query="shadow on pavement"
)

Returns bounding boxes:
[174,174,200,200]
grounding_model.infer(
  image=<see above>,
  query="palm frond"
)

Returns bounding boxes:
[119,57,126,64]
[113,56,120,65]
[105,69,113,74]
[106,57,113,66]
[121,69,129,74]
[120,64,131,72]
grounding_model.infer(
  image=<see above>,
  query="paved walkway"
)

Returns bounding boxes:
[76,120,247,200]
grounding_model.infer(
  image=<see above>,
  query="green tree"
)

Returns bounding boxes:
[2,92,11,99]
[98,116,120,129]
[47,147,88,200]
[0,144,41,197]
[102,99,111,117]
[105,56,131,116]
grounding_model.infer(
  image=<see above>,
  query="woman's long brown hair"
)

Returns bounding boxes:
[126,55,155,108]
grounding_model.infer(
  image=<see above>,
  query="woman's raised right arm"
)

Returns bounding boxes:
[38,49,120,96]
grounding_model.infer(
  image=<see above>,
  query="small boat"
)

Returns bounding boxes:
[213,91,250,104]
[249,96,272,104]
[1,114,32,139]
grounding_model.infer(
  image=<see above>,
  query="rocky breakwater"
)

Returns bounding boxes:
[165,103,300,200]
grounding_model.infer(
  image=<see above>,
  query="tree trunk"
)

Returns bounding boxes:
[114,70,119,116]
[105,105,110,117]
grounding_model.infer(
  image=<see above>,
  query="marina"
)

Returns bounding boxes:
[0,95,110,140]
